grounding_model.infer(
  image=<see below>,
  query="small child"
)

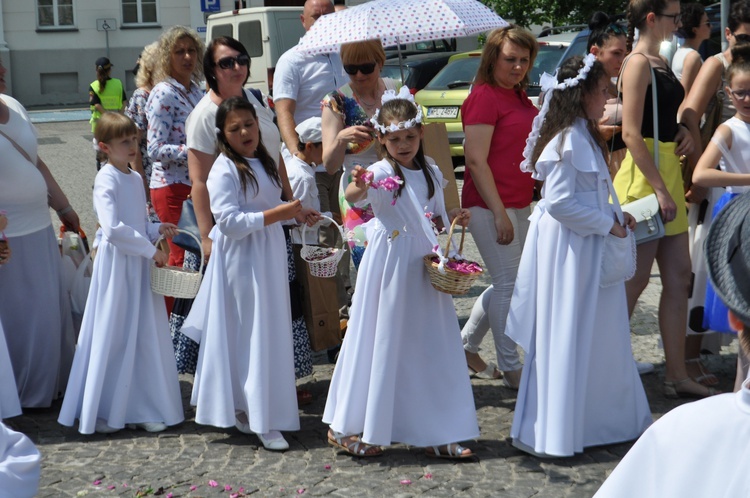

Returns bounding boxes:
[58,112,183,435]
[506,56,652,458]
[182,97,315,451]
[323,87,479,458]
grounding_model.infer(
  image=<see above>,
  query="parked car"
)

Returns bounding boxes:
[528,31,578,105]
[380,52,455,93]
[414,51,481,162]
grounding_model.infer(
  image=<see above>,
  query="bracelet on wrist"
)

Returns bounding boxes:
[56,205,73,217]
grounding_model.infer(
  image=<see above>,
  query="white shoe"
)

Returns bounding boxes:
[94,419,119,434]
[130,422,167,432]
[257,430,289,451]
[235,419,252,434]
[636,361,655,375]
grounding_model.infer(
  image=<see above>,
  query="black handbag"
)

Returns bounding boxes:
[173,198,202,254]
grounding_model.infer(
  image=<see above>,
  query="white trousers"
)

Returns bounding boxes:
[461,205,530,371]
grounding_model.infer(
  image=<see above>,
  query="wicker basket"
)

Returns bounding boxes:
[150,229,204,299]
[423,217,482,295]
[301,215,347,278]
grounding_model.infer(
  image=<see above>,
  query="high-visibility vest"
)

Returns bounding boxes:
[90,78,124,132]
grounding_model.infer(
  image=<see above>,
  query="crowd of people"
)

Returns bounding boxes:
[3,0,750,494]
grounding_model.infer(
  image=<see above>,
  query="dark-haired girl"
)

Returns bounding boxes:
[323,89,478,459]
[671,3,711,95]
[507,56,652,458]
[182,97,317,451]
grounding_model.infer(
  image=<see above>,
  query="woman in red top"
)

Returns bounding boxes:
[460,26,539,387]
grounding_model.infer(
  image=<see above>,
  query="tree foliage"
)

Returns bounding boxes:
[482,0,629,30]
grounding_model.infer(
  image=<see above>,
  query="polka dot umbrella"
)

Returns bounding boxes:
[296,0,508,56]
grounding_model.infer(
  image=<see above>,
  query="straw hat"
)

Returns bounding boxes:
[705,192,750,326]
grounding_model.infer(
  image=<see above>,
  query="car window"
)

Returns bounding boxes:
[527,44,568,96]
[424,57,481,90]
[380,65,413,86]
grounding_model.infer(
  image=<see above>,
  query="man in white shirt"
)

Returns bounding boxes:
[594,193,750,498]
[274,0,350,318]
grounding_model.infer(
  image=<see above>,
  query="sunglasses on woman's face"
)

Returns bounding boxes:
[216,54,250,70]
[344,62,377,75]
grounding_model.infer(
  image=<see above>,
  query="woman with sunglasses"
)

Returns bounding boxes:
[681,0,750,390]
[181,36,312,375]
[613,0,715,399]
[182,37,315,401]
[321,39,398,268]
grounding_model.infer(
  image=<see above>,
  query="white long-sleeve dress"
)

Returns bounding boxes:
[182,155,299,434]
[58,164,184,434]
[0,320,21,419]
[323,160,479,447]
[507,120,652,457]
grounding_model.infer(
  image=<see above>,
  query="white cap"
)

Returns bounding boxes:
[295,116,322,144]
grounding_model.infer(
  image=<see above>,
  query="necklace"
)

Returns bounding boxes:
[353,88,378,108]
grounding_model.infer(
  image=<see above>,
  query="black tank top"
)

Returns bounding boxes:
[640,66,683,143]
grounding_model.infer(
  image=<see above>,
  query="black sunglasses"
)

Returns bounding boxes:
[344,62,377,75]
[216,54,250,70]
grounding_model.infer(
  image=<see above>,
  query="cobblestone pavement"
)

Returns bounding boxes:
[8,119,739,497]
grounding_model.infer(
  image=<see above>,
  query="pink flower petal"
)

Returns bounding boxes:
[208,480,218,487]
[230,494,240,498]
[166,494,173,498]
[107,485,115,490]
[324,464,331,470]
[297,489,306,494]
[238,488,244,493]
[190,485,197,491]
[93,480,102,486]
[424,473,433,479]
[224,485,232,491]
[400,479,412,485]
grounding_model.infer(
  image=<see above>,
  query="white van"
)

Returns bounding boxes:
[206,7,305,95]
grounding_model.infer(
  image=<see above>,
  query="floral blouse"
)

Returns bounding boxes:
[145,77,203,189]
[321,78,397,157]
[125,88,152,183]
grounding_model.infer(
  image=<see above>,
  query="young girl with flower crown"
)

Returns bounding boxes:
[506,56,652,458]
[58,112,183,435]
[182,97,318,451]
[323,87,479,458]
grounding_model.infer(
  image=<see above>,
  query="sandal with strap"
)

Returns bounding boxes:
[426,443,473,459]
[469,361,502,380]
[664,377,721,399]
[327,431,383,457]
[685,358,720,386]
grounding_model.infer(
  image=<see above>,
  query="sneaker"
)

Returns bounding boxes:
[257,430,289,451]
[636,361,655,375]
[95,419,119,434]
[130,422,167,432]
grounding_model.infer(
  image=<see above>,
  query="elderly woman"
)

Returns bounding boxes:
[125,42,159,208]
[459,26,538,388]
[0,59,80,408]
[321,39,398,266]
[146,25,204,269]
[181,37,314,391]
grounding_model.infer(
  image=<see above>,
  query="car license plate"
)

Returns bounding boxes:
[426,106,459,119]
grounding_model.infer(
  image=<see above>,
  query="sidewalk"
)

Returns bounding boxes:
[9,119,740,498]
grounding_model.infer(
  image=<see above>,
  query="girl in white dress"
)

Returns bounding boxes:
[182,97,315,451]
[507,56,652,458]
[323,87,479,458]
[58,112,183,435]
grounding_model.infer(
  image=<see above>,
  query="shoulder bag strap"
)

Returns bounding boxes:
[617,53,659,171]
[0,128,35,165]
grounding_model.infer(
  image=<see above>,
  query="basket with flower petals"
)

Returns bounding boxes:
[423,217,483,295]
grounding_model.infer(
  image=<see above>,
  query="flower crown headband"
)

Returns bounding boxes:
[519,53,597,172]
[369,86,423,134]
